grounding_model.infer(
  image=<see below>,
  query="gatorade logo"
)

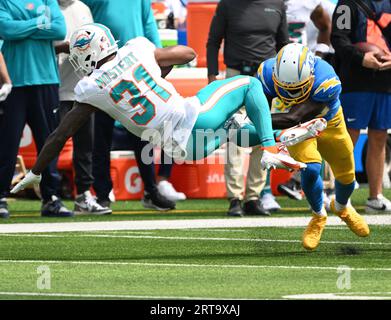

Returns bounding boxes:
[206,174,225,184]
[125,167,142,194]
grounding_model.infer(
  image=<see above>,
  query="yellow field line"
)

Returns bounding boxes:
[6,206,366,218]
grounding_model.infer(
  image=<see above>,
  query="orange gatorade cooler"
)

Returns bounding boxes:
[169,150,250,199]
[187,0,225,70]
[109,151,144,200]
[270,169,294,196]
[169,152,227,198]
[166,68,208,97]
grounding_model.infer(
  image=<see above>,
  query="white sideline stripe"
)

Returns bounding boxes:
[0,291,227,300]
[198,77,250,113]
[0,233,390,246]
[283,293,391,300]
[0,259,390,272]
[0,214,390,234]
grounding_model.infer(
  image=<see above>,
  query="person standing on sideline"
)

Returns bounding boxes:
[0,41,12,218]
[55,0,112,215]
[207,0,289,217]
[331,0,391,213]
[0,0,73,218]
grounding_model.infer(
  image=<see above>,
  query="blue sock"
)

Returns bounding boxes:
[335,180,355,205]
[301,163,323,213]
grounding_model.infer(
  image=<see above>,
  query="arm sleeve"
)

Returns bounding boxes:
[0,3,38,40]
[30,0,66,40]
[331,0,364,66]
[142,0,162,48]
[276,1,289,51]
[206,1,226,76]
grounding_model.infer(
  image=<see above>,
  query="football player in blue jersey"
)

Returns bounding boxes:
[257,43,370,250]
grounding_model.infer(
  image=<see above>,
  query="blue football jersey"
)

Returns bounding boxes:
[257,57,342,121]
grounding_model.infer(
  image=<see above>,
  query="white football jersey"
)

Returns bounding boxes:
[306,0,336,52]
[75,37,199,160]
[285,0,322,45]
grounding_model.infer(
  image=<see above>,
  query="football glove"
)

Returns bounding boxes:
[0,83,12,102]
[11,171,41,194]
[277,118,327,147]
[261,150,307,171]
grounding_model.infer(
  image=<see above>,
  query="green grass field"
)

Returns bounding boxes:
[0,188,390,300]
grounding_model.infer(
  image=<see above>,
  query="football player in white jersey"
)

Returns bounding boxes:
[12,23,325,194]
[285,0,332,57]
[306,0,336,53]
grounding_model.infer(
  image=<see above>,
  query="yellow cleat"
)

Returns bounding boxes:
[302,214,327,250]
[330,199,370,237]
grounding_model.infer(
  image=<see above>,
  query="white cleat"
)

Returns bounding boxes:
[279,118,327,147]
[366,194,391,213]
[157,180,186,202]
[260,193,281,212]
[261,150,307,171]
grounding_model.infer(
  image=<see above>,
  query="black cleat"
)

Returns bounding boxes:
[97,198,112,209]
[277,179,303,201]
[41,196,74,217]
[243,199,271,216]
[141,191,176,211]
[227,198,244,217]
[0,199,9,219]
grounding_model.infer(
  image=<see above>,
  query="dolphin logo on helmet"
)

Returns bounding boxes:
[73,32,95,51]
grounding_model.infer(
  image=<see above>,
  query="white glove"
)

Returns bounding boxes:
[0,83,12,102]
[11,171,42,194]
[280,118,327,147]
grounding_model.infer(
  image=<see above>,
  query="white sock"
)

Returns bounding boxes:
[314,206,327,217]
[335,200,347,212]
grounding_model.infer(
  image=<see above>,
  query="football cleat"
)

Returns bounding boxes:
[41,196,74,218]
[302,213,327,250]
[157,181,186,202]
[0,199,10,219]
[74,191,112,215]
[261,150,307,171]
[330,198,370,237]
[365,194,391,213]
[278,118,327,147]
[260,193,281,212]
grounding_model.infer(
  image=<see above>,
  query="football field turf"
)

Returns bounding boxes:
[0,188,390,300]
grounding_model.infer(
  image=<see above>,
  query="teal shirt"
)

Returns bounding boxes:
[81,0,161,48]
[0,0,66,87]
